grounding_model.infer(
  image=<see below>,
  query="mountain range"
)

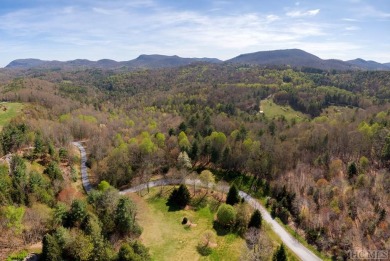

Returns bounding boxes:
[4,49,390,71]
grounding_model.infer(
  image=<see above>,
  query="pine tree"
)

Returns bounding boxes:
[115,197,136,235]
[248,209,262,229]
[273,244,287,261]
[226,184,240,205]
[177,184,191,207]
[33,133,44,156]
[69,199,87,226]
[41,234,62,261]
[168,184,190,208]
[347,162,357,179]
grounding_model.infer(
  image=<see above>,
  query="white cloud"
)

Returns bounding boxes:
[345,26,359,31]
[342,18,358,22]
[0,1,387,65]
[351,4,390,19]
[266,15,279,22]
[286,9,320,18]
[92,7,112,15]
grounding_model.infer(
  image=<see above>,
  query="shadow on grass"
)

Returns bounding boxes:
[166,203,183,212]
[197,244,212,256]
[212,221,231,236]
[148,186,175,199]
[190,193,208,210]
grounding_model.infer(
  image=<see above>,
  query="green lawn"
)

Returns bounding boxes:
[128,188,246,261]
[128,187,305,261]
[0,102,24,130]
[260,99,307,122]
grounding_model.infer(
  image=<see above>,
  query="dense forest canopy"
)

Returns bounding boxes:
[0,63,390,260]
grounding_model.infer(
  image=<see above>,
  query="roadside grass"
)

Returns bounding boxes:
[273,217,332,261]
[226,170,328,260]
[260,99,307,122]
[0,102,24,130]
[262,222,300,261]
[261,195,331,261]
[70,145,84,193]
[128,187,246,261]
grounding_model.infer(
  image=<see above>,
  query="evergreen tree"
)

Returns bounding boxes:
[248,209,262,229]
[44,161,63,180]
[130,241,151,260]
[382,135,390,161]
[176,184,191,207]
[226,184,240,205]
[115,197,136,235]
[167,184,190,208]
[34,133,44,156]
[69,199,87,226]
[48,141,56,157]
[41,234,62,261]
[118,243,139,261]
[347,162,358,179]
[117,241,151,261]
[273,244,287,261]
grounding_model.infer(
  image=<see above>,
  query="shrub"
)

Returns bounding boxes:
[197,244,212,256]
[6,250,28,261]
[70,166,78,182]
[97,180,110,191]
[235,203,251,235]
[197,230,216,256]
[217,203,236,227]
[118,241,151,261]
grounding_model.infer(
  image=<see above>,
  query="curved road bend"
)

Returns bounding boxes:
[73,142,322,261]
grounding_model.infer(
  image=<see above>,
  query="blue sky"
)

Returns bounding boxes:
[0,0,389,67]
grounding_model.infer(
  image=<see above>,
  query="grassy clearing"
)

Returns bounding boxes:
[128,188,246,261]
[128,186,315,261]
[260,99,307,122]
[0,102,24,130]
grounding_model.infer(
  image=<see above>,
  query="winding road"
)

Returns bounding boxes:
[72,141,92,193]
[73,142,322,261]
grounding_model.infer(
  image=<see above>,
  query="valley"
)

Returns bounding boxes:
[0,57,389,261]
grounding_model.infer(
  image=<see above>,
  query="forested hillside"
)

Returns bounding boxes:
[0,63,390,260]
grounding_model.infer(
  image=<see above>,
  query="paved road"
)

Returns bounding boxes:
[73,142,322,261]
[72,141,92,193]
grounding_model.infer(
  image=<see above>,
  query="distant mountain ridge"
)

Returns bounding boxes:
[5,49,390,71]
[346,58,390,70]
[5,55,222,70]
[226,49,389,71]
